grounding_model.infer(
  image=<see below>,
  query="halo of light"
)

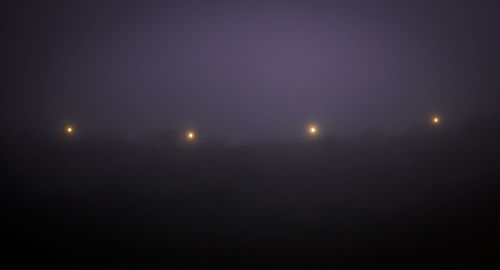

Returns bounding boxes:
[432,116,440,125]
[308,125,318,136]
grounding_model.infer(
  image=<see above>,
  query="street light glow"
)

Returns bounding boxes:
[187,131,195,140]
[309,125,318,136]
[433,116,440,125]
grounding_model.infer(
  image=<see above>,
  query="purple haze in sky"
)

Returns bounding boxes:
[2,1,500,142]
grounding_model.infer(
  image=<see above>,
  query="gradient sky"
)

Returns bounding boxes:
[2,0,500,142]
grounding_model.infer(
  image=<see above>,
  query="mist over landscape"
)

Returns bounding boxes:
[2,0,500,268]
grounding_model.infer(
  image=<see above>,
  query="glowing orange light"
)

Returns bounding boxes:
[66,126,73,134]
[186,131,195,140]
[433,116,440,124]
[309,125,318,135]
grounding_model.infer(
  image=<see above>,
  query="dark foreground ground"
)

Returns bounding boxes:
[2,115,500,268]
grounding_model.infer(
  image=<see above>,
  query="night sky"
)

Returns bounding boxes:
[3,0,500,142]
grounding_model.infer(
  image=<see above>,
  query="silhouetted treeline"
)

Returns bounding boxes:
[2,114,500,268]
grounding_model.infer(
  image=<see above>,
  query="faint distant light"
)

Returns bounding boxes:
[66,126,73,134]
[309,125,318,135]
[187,131,195,140]
[433,116,440,125]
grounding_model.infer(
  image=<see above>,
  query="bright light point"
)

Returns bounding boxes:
[433,116,440,124]
[308,125,318,135]
[66,126,73,134]
[186,131,195,140]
